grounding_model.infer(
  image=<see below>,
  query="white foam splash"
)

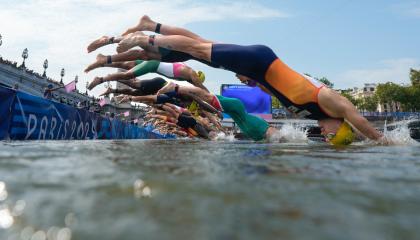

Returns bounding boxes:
[380,120,418,145]
[214,132,236,142]
[268,124,308,143]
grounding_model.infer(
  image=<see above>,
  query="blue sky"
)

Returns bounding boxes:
[0,0,419,96]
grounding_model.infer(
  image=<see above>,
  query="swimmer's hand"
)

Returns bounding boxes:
[376,136,394,145]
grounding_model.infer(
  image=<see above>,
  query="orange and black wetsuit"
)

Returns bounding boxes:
[210,44,331,120]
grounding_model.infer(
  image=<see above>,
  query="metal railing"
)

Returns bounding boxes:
[360,112,420,119]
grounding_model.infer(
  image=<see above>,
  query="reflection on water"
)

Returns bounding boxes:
[0,137,419,240]
[134,179,152,198]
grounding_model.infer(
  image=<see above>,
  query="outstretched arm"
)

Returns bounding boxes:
[319,89,383,141]
[341,102,383,141]
[201,110,224,132]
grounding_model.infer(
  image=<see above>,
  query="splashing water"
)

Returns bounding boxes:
[214,131,237,142]
[268,124,308,143]
[382,120,419,145]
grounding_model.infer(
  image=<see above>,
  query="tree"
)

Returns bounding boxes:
[412,86,420,111]
[303,73,334,88]
[318,77,334,89]
[360,95,378,112]
[410,68,420,86]
[400,86,420,112]
[271,96,281,109]
[375,82,402,104]
[341,91,360,108]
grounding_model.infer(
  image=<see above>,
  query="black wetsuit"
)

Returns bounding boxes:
[158,47,220,68]
[136,77,167,95]
[176,112,209,139]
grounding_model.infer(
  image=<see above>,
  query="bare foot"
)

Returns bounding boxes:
[116,32,146,53]
[84,54,107,73]
[87,77,104,90]
[112,94,125,102]
[122,15,155,36]
[99,87,113,96]
[157,82,177,95]
[87,36,115,53]
[117,95,131,104]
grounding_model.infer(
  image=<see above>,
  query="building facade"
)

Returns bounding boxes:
[347,83,401,113]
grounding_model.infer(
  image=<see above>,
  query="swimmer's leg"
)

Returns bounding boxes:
[87,31,159,55]
[116,78,142,89]
[117,34,211,62]
[131,95,157,104]
[159,83,213,103]
[85,54,136,73]
[122,15,212,43]
[161,103,181,118]
[87,35,124,53]
[88,71,135,90]
[85,49,164,73]
[99,88,143,97]
[131,60,160,77]
[218,95,269,141]
[111,88,142,96]
[99,87,114,97]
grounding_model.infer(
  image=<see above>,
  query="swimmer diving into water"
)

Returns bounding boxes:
[101,15,386,145]
[85,58,207,90]
[157,82,279,141]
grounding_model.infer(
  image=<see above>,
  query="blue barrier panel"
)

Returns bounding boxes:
[0,87,16,139]
[221,84,272,114]
[0,87,175,140]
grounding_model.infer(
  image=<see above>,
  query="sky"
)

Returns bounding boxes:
[0,0,419,97]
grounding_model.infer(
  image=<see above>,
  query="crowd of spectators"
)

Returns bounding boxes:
[1,56,150,126]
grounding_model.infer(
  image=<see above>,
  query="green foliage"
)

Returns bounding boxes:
[303,70,420,112]
[271,96,281,109]
[375,82,402,104]
[399,86,420,111]
[375,82,420,112]
[410,68,420,86]
[317,77,334,88]
[341,91,360,107]
[304,73,334,88]
[359,95,378,112]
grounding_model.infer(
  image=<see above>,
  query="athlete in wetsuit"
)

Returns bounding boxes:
[158,82,274,141]
[86,17,218,67]
[85,58,206,90]
[98,76,167,97]
[120,89,221,117]
[147,103,211,139]
[88,60,206,90]
[108,15,385,145]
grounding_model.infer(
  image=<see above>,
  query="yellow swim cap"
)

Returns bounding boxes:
[187,101,200,117]
[197,71,205,83]
[328,121,355,146]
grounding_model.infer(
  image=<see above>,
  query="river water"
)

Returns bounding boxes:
[0,127,420,240]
